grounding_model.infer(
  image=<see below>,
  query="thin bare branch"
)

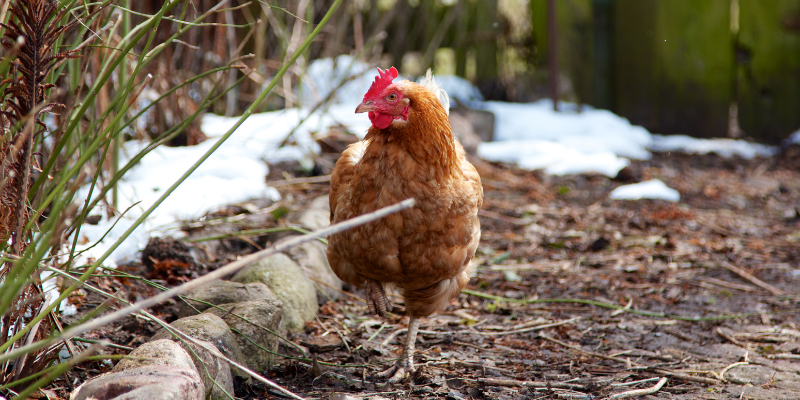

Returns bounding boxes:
[0,198,416,364]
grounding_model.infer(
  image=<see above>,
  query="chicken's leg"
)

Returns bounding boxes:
[376,316,420,382]
[363,278,392,316]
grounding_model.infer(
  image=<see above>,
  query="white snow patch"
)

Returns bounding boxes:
[72,75,378,269]
[650,134,778,159]
[478,140,630,177]
[72,136,284,268]
[609,179,680,202]
[40,271,77,316]
[788,129,800,145]
[299,55,378,108]
[478,100,651,177]
[425,74,484,106]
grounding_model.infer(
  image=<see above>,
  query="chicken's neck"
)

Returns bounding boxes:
[364,112,460,176]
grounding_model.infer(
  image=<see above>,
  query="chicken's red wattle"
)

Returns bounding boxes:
[368,111,393,129]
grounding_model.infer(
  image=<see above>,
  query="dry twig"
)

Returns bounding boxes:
[539,333,721,385]
[472,317,580,336]
[721,262,787,296]
[719,352,749,383]
[716,327,748,348]
[476,378,586,390]
[267,174,332,186]
[605,377,667,399]
[699,277,757,292]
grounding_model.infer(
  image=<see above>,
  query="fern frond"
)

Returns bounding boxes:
[0,0,80,251]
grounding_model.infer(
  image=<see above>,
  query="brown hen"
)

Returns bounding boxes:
[327,67,483,381]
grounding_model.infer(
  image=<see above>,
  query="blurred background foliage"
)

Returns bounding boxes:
[130,0,800,141]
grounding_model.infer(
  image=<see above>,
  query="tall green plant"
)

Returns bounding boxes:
[0,0,346,397]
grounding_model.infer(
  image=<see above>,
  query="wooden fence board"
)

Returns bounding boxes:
[737,0,800,142]
[614,0,733,137]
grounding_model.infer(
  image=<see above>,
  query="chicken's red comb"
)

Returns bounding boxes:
[363,67,398,99]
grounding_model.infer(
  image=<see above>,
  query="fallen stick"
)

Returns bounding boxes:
[1,198,417,399]
[50,265,307,399]
[539,334,721,385]
[699,277,757,292]
[649,369,720,385]
[267,174,332,186]
[473,317,580,336]
[610,377,662,387]
[606,377,667,399]
[719,360,749,383]
[716,327,748,348]
[539,333,633,365]
[477,377,586,390]
[721,262,787,296]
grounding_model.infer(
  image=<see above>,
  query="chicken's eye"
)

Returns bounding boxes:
[387,92,398,101]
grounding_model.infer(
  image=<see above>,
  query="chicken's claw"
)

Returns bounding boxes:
[375,364,408,383]
[363,279,392,316]
[375,317,420,383]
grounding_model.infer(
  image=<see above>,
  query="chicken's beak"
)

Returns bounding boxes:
[355,101,374,114]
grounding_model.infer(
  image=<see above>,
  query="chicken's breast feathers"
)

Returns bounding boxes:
[327,137,482,317]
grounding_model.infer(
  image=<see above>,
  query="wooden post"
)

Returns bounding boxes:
[454,0,469,78]
[592,0,614,110]
[474,0,498,84]
[548,0,558,110]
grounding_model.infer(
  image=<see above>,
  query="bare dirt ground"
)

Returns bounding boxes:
[57,139,800,400]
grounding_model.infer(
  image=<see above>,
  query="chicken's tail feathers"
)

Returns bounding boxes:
[403,265,472,317]
[419,69,450,116]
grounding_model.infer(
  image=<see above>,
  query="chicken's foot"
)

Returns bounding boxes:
[376,317,420,383]
[364,278,392,316]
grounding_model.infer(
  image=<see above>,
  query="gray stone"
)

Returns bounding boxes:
[693,343,748,362]
[283,195,343,304]
[448,112,483,155]
[205,299,284,371]
[150,313,247,379]
[450,106,494,142]
[296,208,330,231]
[724,364,779,385]
[774,373,800,392]
[176,340,235,400]
[113,339,196,373]
[70,365,203,400]
[231,253,317,332]
[177,279,276,317]
[723,384,800,400]
[286,240,342,303]
[291,195,331,231]
[308,195,330,212]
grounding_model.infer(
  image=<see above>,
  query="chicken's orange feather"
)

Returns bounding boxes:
[327,79,483,318]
